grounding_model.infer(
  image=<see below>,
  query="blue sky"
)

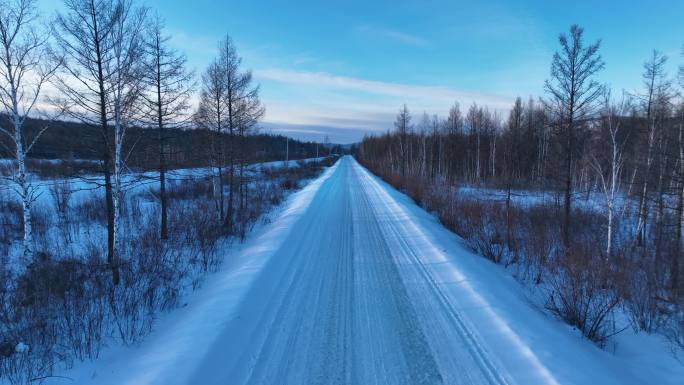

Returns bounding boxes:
[40,0,684,143]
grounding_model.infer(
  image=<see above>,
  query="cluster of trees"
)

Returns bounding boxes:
[194,36,264,235]
[358,25,684,346]
[0,0,276,276]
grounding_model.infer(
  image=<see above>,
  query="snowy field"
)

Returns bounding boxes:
[40,156,683,385]
[0,157,328,264]
[0,156,334,384]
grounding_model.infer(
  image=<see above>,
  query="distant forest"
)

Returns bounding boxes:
[0,116,333,170]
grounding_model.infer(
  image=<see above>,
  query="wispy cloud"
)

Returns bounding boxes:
[254,68,513,110]
[356,24,428,47]
[260,122,372,144]
[253,68,515,142]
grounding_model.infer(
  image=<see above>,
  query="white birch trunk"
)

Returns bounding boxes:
[113,96,124,265]
[14,103,34,263]
[6,68,35,264]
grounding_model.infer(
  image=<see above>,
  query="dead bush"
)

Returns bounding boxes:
[620,253,662,333]
[71,195,107,225]
[544,244,620,346]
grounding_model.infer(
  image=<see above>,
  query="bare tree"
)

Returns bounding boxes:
[489,110,500,180]
[109,1,148,268]
[592,89,628,258]
[52,0,118,282]
[52,0,147,284]
[466,103,482,182]
[444,102,462,178]
[430,114,442,178]
[215,35,262,233]
[324,134,330,155]
[445,102,462,134]
[674,50,684,294]
[545,24,604,247]
[233,82,264,237]
[195,35,262,234]
[418,112,430,177]
[196,60,228,220]
[394,104,411,178]
[49,179,73,242]
[0,0,58,264]
[142,14,195,240]
[634,50,672,245]
[507,97,525,180]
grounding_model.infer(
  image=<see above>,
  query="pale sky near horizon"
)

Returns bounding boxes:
[38,0,684,143]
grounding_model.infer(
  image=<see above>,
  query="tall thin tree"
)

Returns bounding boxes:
[635,51,671,246]
[394,104,411,178]
[545,24,604,247]
[52,0,147,284]
[0,0,58,264]
[196,60,228,220]
[591,89,628,259]
[215,35,262,233]
[142,14,195,240]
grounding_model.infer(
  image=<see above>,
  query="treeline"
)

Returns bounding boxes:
[357,25,684,350]
[0,116,324,170]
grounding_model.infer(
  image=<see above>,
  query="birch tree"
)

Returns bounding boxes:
[0,0,58,264]
[592,90,628,258]
[52,0,147,284]
[107,0,147,265]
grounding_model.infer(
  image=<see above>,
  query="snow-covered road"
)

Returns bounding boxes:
[191,155,510,385]
[179,156,635,385]
[51,156,647,385]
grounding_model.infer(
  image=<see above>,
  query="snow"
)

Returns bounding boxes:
[455,184,623,213]
[13,343,28,354]
[42,156,682,385]
[0,156,329,269]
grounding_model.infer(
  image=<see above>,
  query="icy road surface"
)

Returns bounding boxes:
[51,156,641,385]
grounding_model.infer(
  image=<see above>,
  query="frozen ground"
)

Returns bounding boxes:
[45,156,681,385]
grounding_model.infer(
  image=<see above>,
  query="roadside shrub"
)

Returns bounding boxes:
[359,157,627,347]
[621,254,662,333]
[544,245,620,346]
